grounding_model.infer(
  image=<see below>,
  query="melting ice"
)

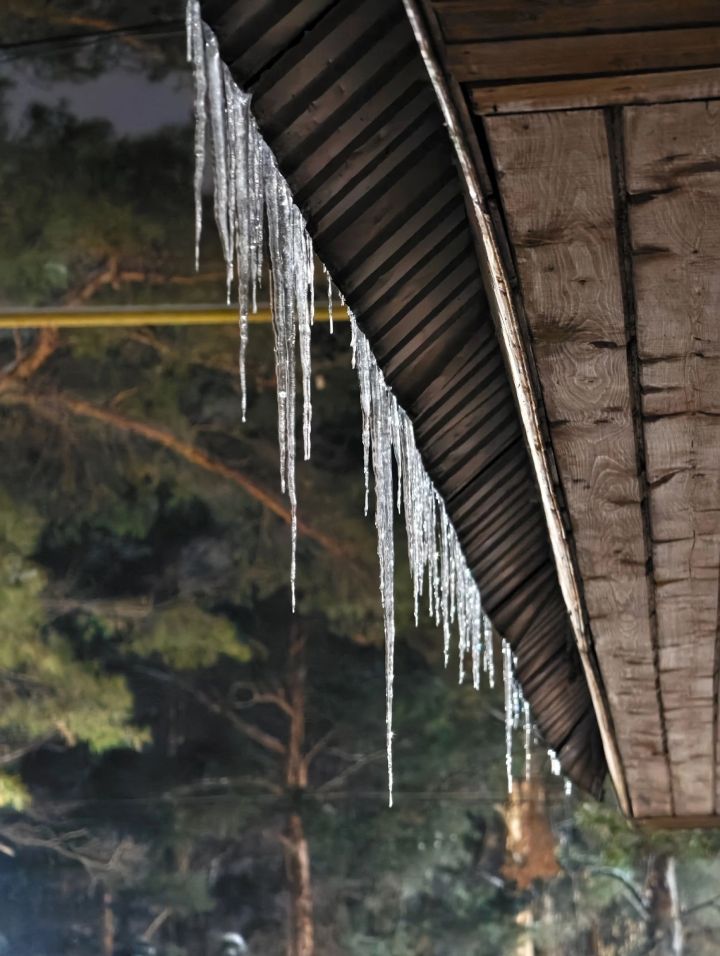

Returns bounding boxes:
[186,0,535,803]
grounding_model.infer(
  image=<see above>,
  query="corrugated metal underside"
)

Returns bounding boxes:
[200,0,607,795]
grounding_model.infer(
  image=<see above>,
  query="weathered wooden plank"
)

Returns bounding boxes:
[486,110,671,816]
[434,0,720,42]
[638,815,720,831]
[488,113,625,344]
[447,28,720,83]
[626,101,720,816]
[533,341,630,424]
[642,356,720,417]
[469,68,720,116]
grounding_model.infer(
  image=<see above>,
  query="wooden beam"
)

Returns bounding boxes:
[403,0,632,815]
[637,815,720,832]
[625,100,720,817]
[446,27,720,83]
[433,0,720,42]
[469,68,720,116]
[484,109,672,818]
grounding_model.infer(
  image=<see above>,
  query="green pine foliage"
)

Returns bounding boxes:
[0,490,146,757]
[128,602,252,670]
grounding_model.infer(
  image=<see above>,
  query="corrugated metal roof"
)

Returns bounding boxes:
[199,0,608,795]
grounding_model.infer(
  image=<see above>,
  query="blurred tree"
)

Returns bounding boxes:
[0,101,224,309]
[0,0,186,80]
[0,488,146,778]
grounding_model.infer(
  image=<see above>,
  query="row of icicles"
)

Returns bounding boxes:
[185,0,567,804]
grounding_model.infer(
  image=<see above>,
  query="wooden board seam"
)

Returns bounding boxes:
[604,106,676,815]
[403,0,632,814]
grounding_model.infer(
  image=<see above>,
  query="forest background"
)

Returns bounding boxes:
[0,3,718,955]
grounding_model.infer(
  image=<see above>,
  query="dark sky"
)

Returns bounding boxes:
[6,64,193,134]
[1,24,192,136]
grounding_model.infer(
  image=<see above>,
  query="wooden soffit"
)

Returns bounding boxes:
[425,0,720,823]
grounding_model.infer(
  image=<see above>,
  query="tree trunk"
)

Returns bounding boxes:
[514,907,535,956]
[101,886,115,956]
[284,812,314,956]
[502,779,560,890]
[286,623,308,794]
[283,622,314,956]
[645,854,683,956]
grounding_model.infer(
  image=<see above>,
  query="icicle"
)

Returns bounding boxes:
[264,162,300,611]
[503,640,514,793]
[186,1,207,271]
[297,214,313,462]
[523,700,532,781]
[248,115,264,315]
[232,89,255,423]
[511,655,522,731]
[353,317,372,518]
[188,0,311,606]
[203,27,233,300]
[186,0,556,806]
[483,616,495,689]
[440,512,451,667]
[324,265,334,334]
[368,331,397,807]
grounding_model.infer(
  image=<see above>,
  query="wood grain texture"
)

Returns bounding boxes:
[433,0,720,42]
[486,110,671,816]
[637,814,720,830]
[469,68,720,116]
[447,27,720,83]
[626,101,720,815]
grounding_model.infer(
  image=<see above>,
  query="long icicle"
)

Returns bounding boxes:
[186,1,206,271]
[188,0,502,804]
[503,640,514,793]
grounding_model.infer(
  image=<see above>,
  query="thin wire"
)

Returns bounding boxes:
[0,20,184,65]
[34,788,577,810]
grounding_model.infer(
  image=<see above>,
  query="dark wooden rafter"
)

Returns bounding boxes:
[199,0,609,795]
[431,0,720,115]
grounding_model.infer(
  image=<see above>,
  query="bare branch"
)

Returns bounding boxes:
[0,818,141,883]
[142,907,172,941]
[44,595,153,623]
[587,866,649,921]
[136,665,287,756]
[302,730,335,775]
[0,328,58,392]
[0,736,54,766]
[682,893,720,917]
[230,680,293,717]
[1,389,346,559]
[316,750,384,794]
[170,775,284,798]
